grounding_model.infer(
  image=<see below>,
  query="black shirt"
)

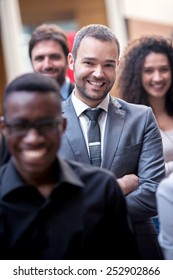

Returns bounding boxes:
[0,157,139,260]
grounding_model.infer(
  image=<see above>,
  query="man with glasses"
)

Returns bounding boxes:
[0,23,75,166]
[0,72,138,260]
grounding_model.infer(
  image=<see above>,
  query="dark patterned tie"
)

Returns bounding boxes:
[84,108,103,166]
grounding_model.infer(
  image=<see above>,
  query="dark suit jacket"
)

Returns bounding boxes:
[59,95,165,259]
[68,82,75,96]
[60,82,75,101]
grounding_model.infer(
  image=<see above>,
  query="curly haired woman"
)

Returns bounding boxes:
[115,35,173,177]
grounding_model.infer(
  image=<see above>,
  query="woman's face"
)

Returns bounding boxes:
[142,52,172,99]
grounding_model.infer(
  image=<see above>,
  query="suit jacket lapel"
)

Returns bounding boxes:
[102,98,126,169]
[62,98,90,164]
[68,82,75,97]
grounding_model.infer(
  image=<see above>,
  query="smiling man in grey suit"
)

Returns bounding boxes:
[58,24,165,259]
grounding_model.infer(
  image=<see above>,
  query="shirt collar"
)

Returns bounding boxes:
[0,157,84,199]
[71,91,110,117]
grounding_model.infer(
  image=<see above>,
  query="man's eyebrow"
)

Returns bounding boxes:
[105,59,116,64]
[82,57,116,63]
[82,57,96,61]
[34,54,44,59]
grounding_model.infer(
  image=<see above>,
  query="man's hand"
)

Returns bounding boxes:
[117,174,139,195]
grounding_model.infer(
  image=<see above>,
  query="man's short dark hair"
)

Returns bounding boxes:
[72,24,120,60]
[3,72,61,115]
[29,23,70,59]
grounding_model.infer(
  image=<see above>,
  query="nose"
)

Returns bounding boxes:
[153,71,163,82]
[43,57,53,69]
[23,128,44,144]
[93,65,104,78]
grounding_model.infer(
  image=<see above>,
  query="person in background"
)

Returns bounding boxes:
[114,35,173,233]
[58,24,165,259]
[29,23,74,100]
[115,35,173,177]
[0,72,138,260]
[157,172,173,259]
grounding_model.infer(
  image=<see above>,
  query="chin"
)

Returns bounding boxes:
[19,160,47,172]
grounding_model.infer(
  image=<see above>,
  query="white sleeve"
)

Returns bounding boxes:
[157,173,173,259]
[165,161,173,177]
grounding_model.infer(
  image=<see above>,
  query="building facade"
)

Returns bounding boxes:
[1,0,173,113]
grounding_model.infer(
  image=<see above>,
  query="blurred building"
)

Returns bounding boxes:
[1,0,173,112]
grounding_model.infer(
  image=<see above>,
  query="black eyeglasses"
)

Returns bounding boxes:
[5,117,62,136]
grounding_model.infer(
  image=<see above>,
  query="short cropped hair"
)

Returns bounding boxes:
[3,72,60,115]
[29,23,69,59]
[72,24,120,60]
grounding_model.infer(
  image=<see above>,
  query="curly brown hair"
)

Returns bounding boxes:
[115,35,173,116]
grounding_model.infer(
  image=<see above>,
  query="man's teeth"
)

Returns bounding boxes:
[90,81,104,86]
[23,150,46,159]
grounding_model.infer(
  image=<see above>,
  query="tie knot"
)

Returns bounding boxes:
[84,108,103,121]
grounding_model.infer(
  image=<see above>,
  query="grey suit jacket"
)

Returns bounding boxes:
[59,95,165,223]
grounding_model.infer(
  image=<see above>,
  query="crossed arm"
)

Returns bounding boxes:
[117,174,139,195]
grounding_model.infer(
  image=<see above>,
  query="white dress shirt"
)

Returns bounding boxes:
[157,172,173,259]
[160,129,173,176]
[71,92,109,158]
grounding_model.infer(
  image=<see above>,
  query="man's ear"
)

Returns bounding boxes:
[0,116,7,136]
[68,53,74,71]
[61,117,67,134]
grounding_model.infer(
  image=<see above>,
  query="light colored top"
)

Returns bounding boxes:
[160,129,173,176]
[71,92,109,157]
[157,172,173,259]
